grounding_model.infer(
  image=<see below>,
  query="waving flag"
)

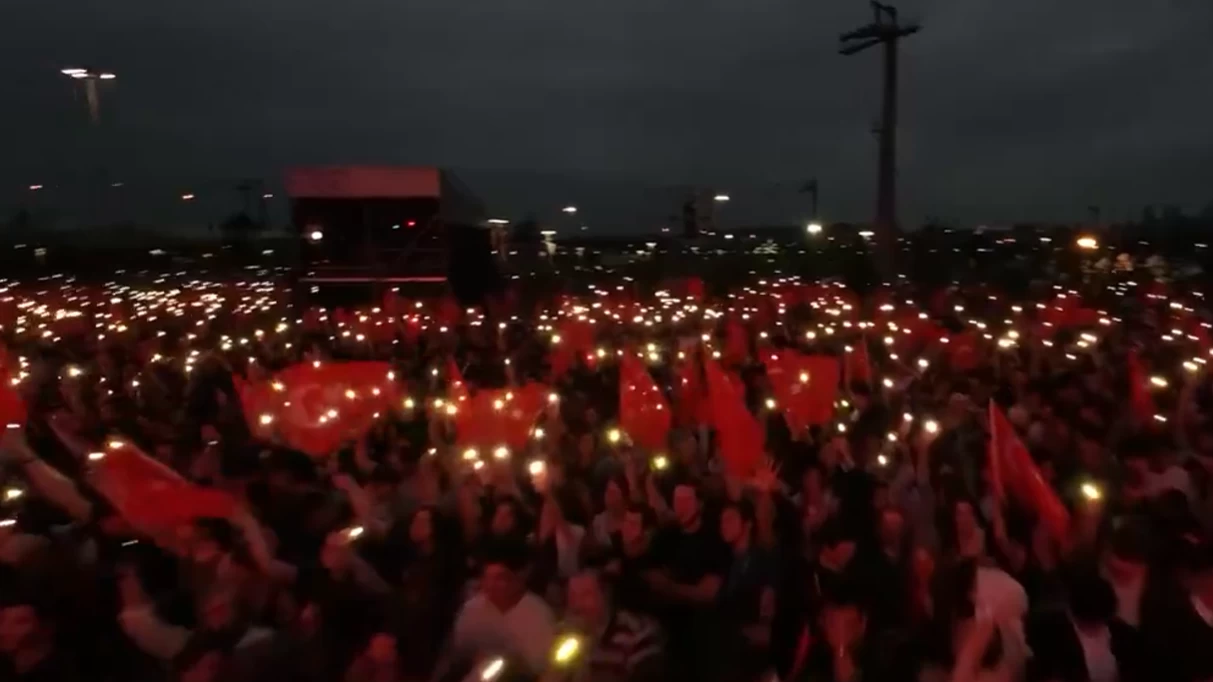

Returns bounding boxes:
[946,331,981,371]
[674,353,711,428]
[988,402,1069,541]
[763,350,839,434]
[843,335,873,386]
[247,361,399,458]
[454,382,550,453]
[619,354,671,450]
[91,440,237,532]
[0,367,26,428]
[722,320,750,366]
[704,357,764,477]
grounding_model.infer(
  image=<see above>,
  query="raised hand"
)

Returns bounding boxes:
[751,456,782,493]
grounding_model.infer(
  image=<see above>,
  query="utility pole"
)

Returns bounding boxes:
[840,2,919,280]
[801,178,820,221]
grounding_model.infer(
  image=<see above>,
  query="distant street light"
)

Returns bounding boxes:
[487,218,510,226]
[60,68,116,125]
[561,205,577,214]
[28,184,44,192]
[806,222,823,235]
[181,193,196,201]
[713,194,730,203]
[1075,235,1098,250]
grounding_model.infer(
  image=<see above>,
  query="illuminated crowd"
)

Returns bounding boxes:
[1,263,1213,682]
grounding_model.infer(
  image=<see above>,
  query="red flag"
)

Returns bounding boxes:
[763,351,839,433]
[0,368,26,427]
[619,354,671,451]
[704,357,764,477]
[683,277,705,301]
[266,361,398,458]
[549,318,594,380]
[447,358,470,406]
[723,320,749,365]
[988,402,1069,541]
[945,331,981,371]
[453,382,550,453]
[843,336,873,386]
[92,440,237,532]
[435,296,461,328]
[674,355,711,428]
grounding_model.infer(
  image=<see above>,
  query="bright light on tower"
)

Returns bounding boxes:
[561,205,578,214]
[308,230,324,242]
[1075,235,1098,250]
[806,222,823,235]
[713,194,730,202]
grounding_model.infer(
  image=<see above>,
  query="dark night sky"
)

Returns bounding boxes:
[3,0,1212,233]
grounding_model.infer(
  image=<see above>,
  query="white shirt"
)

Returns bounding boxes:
[1146,465,1192,499]
[554,524,586,579]
[975,567,1029,673]
[450,592,556,673]
[1192,593,1213,627]
[1103,572,1144,628]
[1071,618,1118,682]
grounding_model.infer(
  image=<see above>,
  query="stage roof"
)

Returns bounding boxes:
[285,166,441,199]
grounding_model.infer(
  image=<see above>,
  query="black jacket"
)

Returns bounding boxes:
[1026,609,1144,682]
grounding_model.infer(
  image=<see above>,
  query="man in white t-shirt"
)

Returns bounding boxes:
[443,549,556,676]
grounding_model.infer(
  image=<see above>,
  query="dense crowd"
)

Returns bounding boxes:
[1,273,1213,682]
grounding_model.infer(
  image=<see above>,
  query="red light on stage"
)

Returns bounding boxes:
[406,220,417,228]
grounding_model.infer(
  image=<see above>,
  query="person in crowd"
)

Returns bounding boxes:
[1143,539,1213,681]
[563,569,664,682]
[590,477,629,551]
[646,481,728,681]
[794,588,886,682]
[2,265,1213,682]
[0,594,79,682]
[1026,570,1143,682]
[717,499,777,681]
[442,547,556,676]
[603,503,660,616]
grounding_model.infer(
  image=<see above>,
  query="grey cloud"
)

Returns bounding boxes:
[2,0,1211,229]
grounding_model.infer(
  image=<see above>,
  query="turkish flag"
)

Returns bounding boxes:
[763,350,839,433]
[704,357,764,478]
[674,354,711,428]
[619,354,671,450]
[1038,296,1102,337]
[435,296,462,328]
[454,382,550,452]
[264,361,398,458]
[91,440,237,532]
[843,336,873,386]
[946,331,981,371]
[988,402,1069,541]
[723,320,749,365]
[550,318,595,379]
[0,370,26,428]
[447,358,470,406]
[683,277,705,301]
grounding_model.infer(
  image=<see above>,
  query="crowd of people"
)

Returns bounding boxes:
[1,273,1213,682]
